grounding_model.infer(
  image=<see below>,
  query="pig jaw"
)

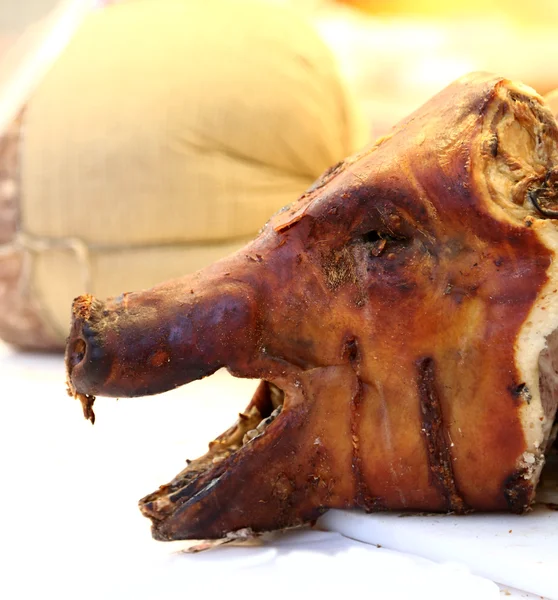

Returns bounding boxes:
[139,363,372,541]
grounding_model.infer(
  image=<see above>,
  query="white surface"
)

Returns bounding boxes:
[321,508,558,599]
[0,342,550,599]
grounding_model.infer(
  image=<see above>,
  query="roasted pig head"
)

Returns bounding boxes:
[66,73,558,540]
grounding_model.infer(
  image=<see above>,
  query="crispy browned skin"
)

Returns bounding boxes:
[66,73,558,540]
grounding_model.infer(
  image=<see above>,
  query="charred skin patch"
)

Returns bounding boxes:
[416,357,468,513]
[503,469,534,513]
[529,168,558,217]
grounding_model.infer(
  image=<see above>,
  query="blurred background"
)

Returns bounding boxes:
[2,0,558,351]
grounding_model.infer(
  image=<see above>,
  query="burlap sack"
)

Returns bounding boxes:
[0,0,366,350]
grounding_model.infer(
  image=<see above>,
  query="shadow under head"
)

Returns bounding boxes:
[66,72,558,540]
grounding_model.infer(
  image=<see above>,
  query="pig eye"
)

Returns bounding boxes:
[361,230,382,244]
[360,230,407,257]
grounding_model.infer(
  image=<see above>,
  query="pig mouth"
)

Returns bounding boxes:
[63,285,314,541]
[66,339,293,540]
[137,378,288,539]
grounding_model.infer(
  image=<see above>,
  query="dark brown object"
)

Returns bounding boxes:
[66,73,558,540]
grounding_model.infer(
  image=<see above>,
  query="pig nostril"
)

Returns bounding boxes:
[70,338,87,368]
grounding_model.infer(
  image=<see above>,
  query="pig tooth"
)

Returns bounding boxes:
[242,429,259,445]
